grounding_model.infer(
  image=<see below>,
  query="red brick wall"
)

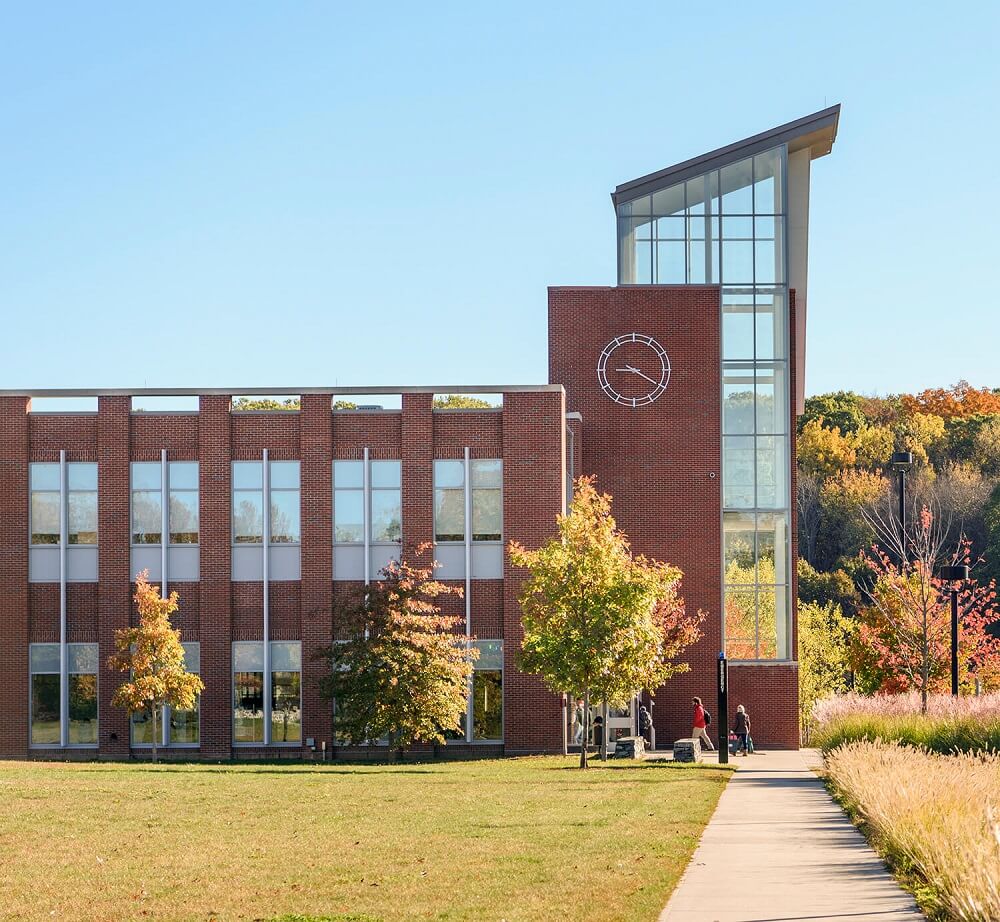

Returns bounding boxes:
[0,397,30,757]
[549,285,800,750]
[502,391,566,754]
[0,391,568,758]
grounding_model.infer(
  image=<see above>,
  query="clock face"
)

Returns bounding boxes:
[597,333,670,407]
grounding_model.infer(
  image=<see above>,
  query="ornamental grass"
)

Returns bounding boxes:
[812,692,1000,754]
[826,741,1000,921]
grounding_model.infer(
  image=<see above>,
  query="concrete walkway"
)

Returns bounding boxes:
[659,749,923,922]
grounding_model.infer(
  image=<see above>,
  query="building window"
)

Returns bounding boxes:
[29,644,60,744]
[472,640,503,741]
[233,462,264,543]
[333,461,364,543]
[370,461,401,543]
[30,464,60,545]
[30,643,98,746]
[269,462,301,544]
[131,462,162,544]
[270,642,302,744]
[333,459,402,544]
[471,460,502,541]
[233,641,301,745]
[723,361,790,660]
[30,462,98,545]
[169,463,199,544]
[68,465,98,545]
[434,460,465,542]
[434,459,503,543]
[233,642,264,742]
[130,642,200,746]
[132,461,197,544]
[232,461,300,545]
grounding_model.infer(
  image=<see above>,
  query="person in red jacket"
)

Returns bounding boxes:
[692,696,714,751]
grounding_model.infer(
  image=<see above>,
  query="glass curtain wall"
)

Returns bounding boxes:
[617,145,791,659]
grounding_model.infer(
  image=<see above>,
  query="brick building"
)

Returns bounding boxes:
[0,106,839,758]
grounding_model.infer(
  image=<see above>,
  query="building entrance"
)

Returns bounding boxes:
[568,698,637,750]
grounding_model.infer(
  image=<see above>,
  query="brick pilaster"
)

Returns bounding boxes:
[97,396,132,755]
[502,390,566,754]
[199,395,233,758]
[401,394,433,565]
[0,396,30,757]
[300,394,333,749]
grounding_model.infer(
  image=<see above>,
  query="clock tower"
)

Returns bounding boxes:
[548,284,727,745]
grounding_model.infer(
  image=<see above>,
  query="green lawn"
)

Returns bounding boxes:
[0,756,732,922]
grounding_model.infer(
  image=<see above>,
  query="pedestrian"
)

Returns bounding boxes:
[732,704,751,755]
[637,705,652,747]
[691,696,714,751]
[572,698,585,745]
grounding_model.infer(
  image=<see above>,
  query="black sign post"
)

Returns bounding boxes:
[717,652,729,765]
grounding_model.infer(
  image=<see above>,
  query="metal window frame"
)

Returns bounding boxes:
[231,639,302,748]
[28,639,99,750]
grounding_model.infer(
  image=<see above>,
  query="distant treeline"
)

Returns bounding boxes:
[797,381,1000,614]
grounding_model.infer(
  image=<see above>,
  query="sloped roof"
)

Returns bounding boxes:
[611,105,841,207]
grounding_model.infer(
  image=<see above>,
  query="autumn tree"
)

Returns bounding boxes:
[853,506,1000,710]
[797,559,860,617]
[799,391,866,435]
[108,572,204,762]
[317,552,476,755]
[432,394,497,409]
[510,476,703,768]
[798,600,853,742]
[230,397,359,411]
[231,397,301,411]
[893,412,945,467]
[852,423,895,470]
[815,469,887,568]
[797,472,822,565]
[900,380,1000,419]
[797,418,857,477]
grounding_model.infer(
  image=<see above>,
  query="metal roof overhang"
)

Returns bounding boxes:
[610,104,841,207]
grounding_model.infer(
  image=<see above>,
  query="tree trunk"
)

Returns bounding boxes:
[151,705,158,764]
[580,688,590,769]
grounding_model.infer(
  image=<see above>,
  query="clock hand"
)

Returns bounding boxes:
[616,366,660,386]
[631,368,660,386]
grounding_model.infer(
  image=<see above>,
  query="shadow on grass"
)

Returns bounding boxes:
[55,763,442,776]
[546,760,735,775]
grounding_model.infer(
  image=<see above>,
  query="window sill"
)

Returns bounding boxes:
[232,742,303,748]
[726,659,798,666]
[131,744,200,749]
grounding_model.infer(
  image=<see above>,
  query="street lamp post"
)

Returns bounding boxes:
[939,564,969,697]
[890,451,913,563]
[717,653,729,765]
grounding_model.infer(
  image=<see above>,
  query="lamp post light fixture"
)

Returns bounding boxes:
[890,451,913,563]
[939,564,970,697]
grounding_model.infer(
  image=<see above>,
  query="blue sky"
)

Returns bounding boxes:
[1,2,997,399]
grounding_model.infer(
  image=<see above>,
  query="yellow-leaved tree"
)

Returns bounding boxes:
[108,572,204,762]
[511,476,703,768]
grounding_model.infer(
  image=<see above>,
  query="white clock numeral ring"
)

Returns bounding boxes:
[597,333,670,407]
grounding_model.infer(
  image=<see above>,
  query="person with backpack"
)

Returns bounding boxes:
[691,696,714,751]
[732,704,751,755]
[637,705,652,747]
